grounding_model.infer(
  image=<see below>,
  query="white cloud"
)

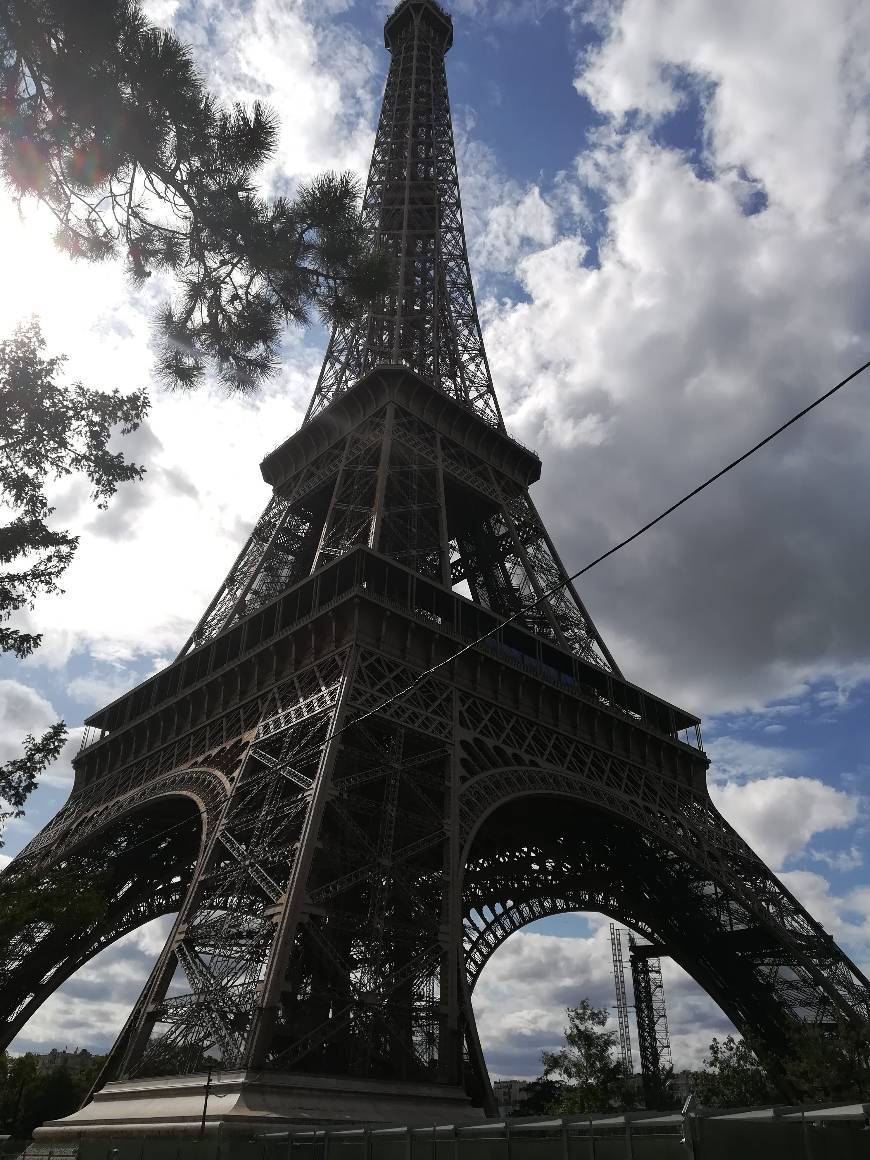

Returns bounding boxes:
[0,681,57,764]
[710,776,859,870]
[475,922,732,1077]
[0,680,83,793]
[168,0,380,188]
[141,0,180,21]
[66,672,139,711]
[474,0,870,712]
[472,185,557,274]
[8,916,175,1055]
[704,736,801,785]
[809,845,864,873]
[575,0,869,220]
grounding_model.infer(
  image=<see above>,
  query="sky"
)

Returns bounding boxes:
[2,0,870,1083]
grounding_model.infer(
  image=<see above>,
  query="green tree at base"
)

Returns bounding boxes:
[691,1022,870,1108]
[691,1035,777,1108]
[782,1020,870,1104]
[0,1052,106,1138]
[524,1000,634,1116]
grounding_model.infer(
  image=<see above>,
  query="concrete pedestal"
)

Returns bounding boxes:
[33,1071,485,1139]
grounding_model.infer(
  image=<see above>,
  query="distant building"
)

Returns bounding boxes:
[492,1079,530,1117]
[26,1048,99,1073]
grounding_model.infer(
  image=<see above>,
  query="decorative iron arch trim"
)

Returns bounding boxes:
[464,894,660,990]
[457,769,870,1028]
[21,765,231,871]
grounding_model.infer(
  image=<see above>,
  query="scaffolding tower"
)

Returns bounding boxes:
[609,923,633,1074]
[629,933,674,1109]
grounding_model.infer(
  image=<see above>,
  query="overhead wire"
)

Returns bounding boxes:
[302,354,870,739]
[23,355,870,870]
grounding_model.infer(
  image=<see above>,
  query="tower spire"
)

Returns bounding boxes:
[307,0,503,429]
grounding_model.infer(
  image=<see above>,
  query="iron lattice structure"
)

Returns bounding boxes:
[629,934,673,1110]
[610,924,634,1075]
[3,0,870,1115]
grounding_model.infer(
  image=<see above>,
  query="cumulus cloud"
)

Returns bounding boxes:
[0,681,81,790]
[704,736,802,784]
[0,682,57,763]
[809,845,864,873]
[452,119,562,280]
[473,185,557,274]
[66,671,138,711]
[476,0,870,712]
[474,923,732,1077]
[8,917,174,1055]
[710,776,860,870]
[166,0,380,188]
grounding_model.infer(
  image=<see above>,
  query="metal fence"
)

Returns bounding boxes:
[16,1107,861,1160]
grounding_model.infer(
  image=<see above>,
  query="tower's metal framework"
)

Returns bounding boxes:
[610,924,634,1075]
[3,0,870,1126]
[629,935,673,1109]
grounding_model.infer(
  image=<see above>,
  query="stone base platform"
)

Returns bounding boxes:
[33,1071,485,1139]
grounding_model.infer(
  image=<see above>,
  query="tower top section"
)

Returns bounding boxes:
[385,0,453,54]
[308,0,502,429]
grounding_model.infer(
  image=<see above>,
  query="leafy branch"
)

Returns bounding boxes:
[0,0,387,392]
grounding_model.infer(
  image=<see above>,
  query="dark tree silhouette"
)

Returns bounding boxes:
[691,1036,776,1108]
[0,0,387,391]
[0,318,148,660]
[0,319,147,841]
[0,724,66,847]
[0,858,106,944]
[0,1050,107,1137]
[783,1021,870,1104]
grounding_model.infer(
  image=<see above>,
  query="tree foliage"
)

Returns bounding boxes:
[536,1000,632,1114]
[0,722,66,846]
[691,1024,870,1109]
[0,0,388,391]
[1,318,148,659]
[519,1075,572,1117]
[691,1035,777,1108]
[783,1020,870,1104]
[0,1050,106,1137]
[0,318,147,840]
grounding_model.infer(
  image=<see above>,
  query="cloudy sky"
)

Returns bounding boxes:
[3,0,870,1082]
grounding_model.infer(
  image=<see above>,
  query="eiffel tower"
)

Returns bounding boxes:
[5,0,870,1136]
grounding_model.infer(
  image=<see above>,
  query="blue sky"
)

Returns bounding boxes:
[2,0,870,1081]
